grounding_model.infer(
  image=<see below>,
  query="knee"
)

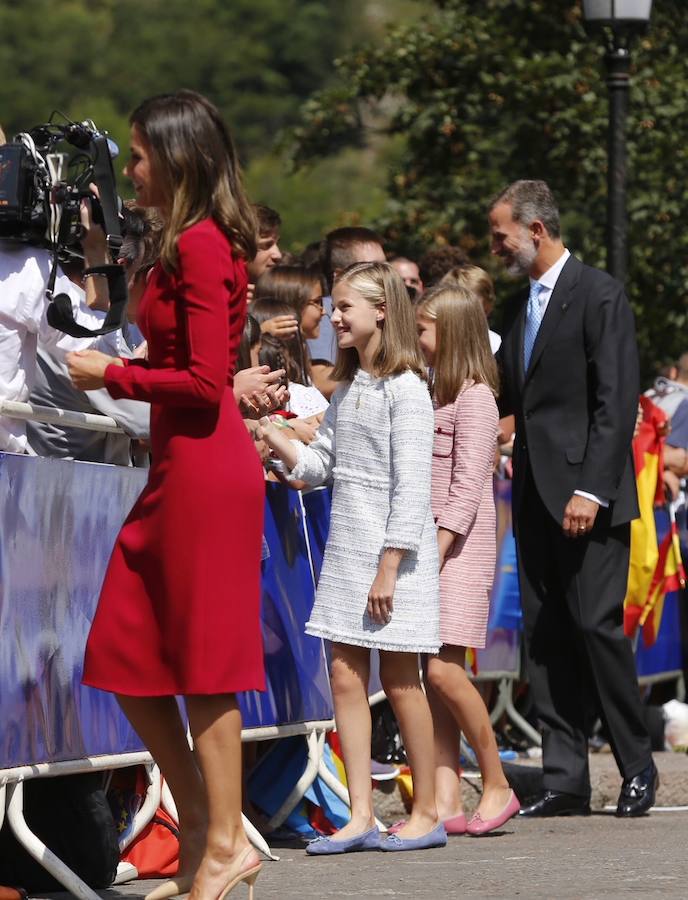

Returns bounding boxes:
[427,656,467,701]
[330,658,365,700]
[379,658,420,701]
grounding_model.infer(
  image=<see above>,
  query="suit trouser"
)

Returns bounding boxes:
[514,471,652,797]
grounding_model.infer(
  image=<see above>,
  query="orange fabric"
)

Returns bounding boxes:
[624,397,684,647]
[122,807,180,879]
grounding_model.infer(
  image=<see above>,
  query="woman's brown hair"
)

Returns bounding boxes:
[129,90,257,271]
[416,284,499,406]
[331,262,426,383]
[254,266,322,318]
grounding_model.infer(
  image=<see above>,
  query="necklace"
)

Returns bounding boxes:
[355,373,375,409]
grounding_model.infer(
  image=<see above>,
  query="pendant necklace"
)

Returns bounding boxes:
[355,375,374,409]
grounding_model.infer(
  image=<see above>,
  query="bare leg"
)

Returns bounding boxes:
[380,652,439,839]
[425,677,464,820]
[116,695,207,887]
[185,694,260,900]
[328,643,376,839]
[427,646,511,819]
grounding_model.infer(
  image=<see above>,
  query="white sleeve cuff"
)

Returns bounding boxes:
[574,489,609,508]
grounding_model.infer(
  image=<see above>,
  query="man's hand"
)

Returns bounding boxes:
[67,349,122,390]
[79,195,108,265]
[562,495,599,538]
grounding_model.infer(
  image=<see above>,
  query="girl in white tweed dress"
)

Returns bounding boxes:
[415,278,518,838]
[258,262,445,854]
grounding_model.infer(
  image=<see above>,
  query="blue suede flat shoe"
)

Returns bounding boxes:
[380,822,447,852]
[306,825,381,856]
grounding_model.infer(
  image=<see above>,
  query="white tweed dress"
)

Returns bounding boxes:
[290,368,440,653]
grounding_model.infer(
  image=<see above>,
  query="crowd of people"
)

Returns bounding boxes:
[1,90,687,898]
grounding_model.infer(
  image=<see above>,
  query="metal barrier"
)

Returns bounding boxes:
[0,448,341,897]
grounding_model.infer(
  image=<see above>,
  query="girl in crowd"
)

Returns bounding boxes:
[235,313,262,373]
[415,283,519,836]
[256,263,339,400]
[258,262,446,853]
[67,91,264,899]
[250,297,328,422]
[254,264,325,343]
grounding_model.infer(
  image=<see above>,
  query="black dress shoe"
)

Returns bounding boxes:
[616,761,659,817]
[518,790,591,818]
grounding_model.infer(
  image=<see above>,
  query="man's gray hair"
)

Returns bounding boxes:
[490,180,561,239]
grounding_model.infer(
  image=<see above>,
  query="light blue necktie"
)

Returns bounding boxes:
[523,281,545,371]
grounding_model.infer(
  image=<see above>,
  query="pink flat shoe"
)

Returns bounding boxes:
[466,790,520,836]
[389,813,467,836]
[443,813,468,835]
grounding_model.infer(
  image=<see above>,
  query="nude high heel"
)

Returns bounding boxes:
[145,875,194,900]
[217,846,262,900]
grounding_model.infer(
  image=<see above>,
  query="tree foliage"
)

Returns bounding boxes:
[0,0,368,158]
[290,0,688,377]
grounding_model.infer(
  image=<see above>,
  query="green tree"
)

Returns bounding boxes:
[0,0,370,158]
[290,0,688,378]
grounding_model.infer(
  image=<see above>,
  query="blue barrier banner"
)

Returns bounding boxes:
[239,483,332,728]
[0,455,332,771]
[0,453,147,768]
[489,479,523,632]
[635,505,684,677]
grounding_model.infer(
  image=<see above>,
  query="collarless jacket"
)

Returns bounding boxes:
[497,255,639,527]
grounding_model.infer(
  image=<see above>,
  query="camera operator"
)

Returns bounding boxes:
[0,197,136,455]
[25,202,152,464]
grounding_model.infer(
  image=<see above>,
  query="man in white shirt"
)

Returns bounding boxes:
[491,179,655,819]
[0,240,134,455]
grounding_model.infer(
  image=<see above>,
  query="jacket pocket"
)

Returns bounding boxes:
[565,444,586,464]
[433,428,454,458]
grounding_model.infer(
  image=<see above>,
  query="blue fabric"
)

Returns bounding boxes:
[306,295,336,363]
[523,281,544,370]
[666,398,688,448]
[0,455,332,770]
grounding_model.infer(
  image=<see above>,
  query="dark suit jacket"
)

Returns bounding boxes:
[497,254,639,527]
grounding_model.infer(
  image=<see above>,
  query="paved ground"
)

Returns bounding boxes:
[41,811,688,900]
[37,752,688,899]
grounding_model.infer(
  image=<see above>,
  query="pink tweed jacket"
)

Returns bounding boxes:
[431,380,498,648]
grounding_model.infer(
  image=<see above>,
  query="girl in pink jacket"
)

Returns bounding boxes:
[415,280,520,836]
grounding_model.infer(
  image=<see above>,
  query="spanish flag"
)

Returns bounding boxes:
[624,396,685,646]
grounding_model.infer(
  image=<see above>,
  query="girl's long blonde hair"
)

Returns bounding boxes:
[130,90,257,272]
[331,262,426,383]
[416,284,499,406]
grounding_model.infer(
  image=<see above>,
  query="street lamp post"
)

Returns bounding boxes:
[582,0,654,284]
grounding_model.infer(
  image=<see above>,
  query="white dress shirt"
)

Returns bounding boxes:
[0,241,126,454]
[528,248,608,509]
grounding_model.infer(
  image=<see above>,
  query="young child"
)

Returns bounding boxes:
[258,261,446,853]
[415,281,520,836]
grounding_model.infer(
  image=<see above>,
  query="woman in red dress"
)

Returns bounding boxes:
[68,91,264,900]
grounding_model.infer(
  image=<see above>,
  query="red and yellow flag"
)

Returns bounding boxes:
[624,396,685,646]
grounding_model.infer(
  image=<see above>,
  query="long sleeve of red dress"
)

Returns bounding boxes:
[104,226,232,407]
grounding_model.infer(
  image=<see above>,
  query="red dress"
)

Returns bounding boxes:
[82,218,265,696]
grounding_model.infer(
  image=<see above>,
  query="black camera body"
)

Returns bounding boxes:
[0,118,128,337]
[0,119,120,254]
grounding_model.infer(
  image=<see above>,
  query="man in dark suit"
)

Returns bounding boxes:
[490,180,657,817]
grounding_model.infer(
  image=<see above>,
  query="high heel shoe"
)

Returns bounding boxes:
[145,876,194,900]
[217,846,262,900]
